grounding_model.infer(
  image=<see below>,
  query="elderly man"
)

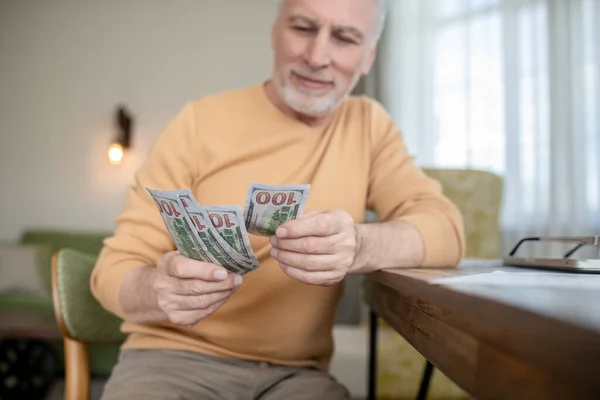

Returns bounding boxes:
[91,0,465,398]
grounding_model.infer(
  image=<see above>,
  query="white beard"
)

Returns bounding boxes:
[274,68,364,118]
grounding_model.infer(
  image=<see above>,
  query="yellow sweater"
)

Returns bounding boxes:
[91,83,465,370]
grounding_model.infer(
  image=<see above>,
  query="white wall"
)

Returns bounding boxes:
[0,0,277,241]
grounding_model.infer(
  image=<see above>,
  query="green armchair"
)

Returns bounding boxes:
[51,249,126,400]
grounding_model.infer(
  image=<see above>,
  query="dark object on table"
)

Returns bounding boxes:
[503,235,600,273]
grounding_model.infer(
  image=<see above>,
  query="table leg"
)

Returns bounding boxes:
[368,309,378,400]
[417,360,434,400]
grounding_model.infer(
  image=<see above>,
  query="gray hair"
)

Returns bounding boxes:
[276,0,388,45]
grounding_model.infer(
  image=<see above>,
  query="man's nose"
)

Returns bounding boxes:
[305,33,332,69]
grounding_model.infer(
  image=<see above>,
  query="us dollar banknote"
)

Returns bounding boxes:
[151,188,257,273]
[184,205,256,274]
[243,183,310,236]
[205,205,258,265]
[146,188,218,265]
[174,189,257,269]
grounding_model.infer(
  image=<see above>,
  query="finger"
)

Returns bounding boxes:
[165,254,231,281]
[270,234,339,255]
[276,212,343,239]
[167,297,229,327]
[271,249,340,271]
[166,289,236,311]
[280,264,342,286]
[160,274,243,296]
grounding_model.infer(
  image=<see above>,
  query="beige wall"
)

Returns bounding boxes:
[0,0,277,240]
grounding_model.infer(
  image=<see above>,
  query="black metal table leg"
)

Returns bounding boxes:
[416,360,434,400]
[367,309,378,400]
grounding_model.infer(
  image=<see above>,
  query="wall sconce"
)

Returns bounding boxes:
[108,105,134,164]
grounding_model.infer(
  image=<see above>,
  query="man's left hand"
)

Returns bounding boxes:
[269,210,359,286]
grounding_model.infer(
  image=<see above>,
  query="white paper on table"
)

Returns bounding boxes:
[431,270,600,290]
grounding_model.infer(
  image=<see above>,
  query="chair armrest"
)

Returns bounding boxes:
[51,249,126,343]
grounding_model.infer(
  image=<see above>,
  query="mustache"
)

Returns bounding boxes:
[291,70,335,84]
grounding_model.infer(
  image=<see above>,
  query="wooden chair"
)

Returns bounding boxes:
[51,249,125,400]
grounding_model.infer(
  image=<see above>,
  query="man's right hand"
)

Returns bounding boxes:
[153,251,243,327]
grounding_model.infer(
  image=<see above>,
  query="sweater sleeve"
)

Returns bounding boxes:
[90,102,200,319]
[365,100,465,267]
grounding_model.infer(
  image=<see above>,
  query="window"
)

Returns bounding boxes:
[383,0,600,255]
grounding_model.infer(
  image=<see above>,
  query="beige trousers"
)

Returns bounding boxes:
[100,349,350,400]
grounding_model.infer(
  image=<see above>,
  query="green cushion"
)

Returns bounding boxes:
[19,230,110,293]
[55,249,126,343]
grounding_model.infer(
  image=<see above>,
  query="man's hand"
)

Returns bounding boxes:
[153,251,243,326]
[269,210,359,286]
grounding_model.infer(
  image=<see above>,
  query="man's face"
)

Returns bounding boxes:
[271,0,378,118]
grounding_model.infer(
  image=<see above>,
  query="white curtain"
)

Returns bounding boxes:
[380,0,600,258]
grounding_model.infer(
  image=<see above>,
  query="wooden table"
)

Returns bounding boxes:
[364,259,600,400]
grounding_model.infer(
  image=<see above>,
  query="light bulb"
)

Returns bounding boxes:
[108,143,124,164]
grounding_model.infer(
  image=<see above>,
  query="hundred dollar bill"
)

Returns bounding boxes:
[205,205,258,266]
[174,189,200,209]
[146,188,217,265]
[184,205,255,274]
[244,182,310,236]
[172,189,257,272]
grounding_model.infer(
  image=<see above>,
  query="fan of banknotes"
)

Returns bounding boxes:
[147,183,310,274]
